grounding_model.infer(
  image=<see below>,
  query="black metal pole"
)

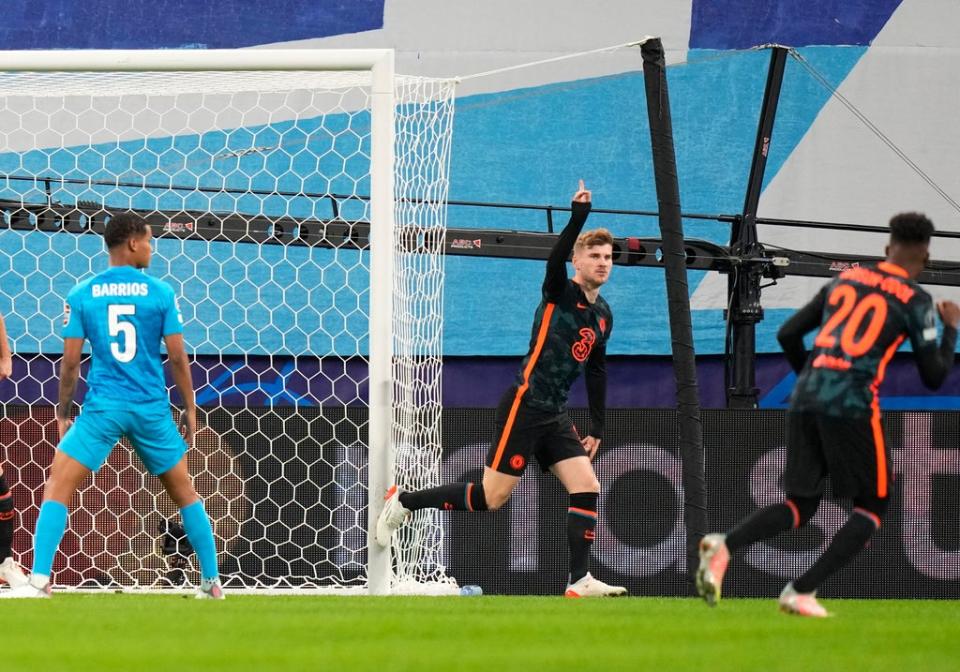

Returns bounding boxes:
[641,38,706,586]
[726,46,789,409]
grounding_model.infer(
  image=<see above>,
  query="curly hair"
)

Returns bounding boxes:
[103,212,150,249]
[889,212,934,246]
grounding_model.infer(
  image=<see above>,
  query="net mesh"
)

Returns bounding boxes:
[390,77,457,592]
[0,66,456,591]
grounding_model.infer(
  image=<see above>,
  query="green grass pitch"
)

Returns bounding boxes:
[4,594,957,671]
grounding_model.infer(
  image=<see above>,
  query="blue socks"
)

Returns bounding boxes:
[31,500,218,583]
[180,500,219,581]
[32,500,68,577]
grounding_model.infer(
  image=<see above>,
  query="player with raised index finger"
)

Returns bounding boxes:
[378,180,626,597]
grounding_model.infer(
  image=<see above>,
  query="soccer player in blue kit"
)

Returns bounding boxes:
[2,213,223,599]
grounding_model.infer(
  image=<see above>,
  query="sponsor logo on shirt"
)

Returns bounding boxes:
[571,328,596,362]
[812,353,852,371]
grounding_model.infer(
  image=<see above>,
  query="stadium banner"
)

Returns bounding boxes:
[444,409,959,598]
[1,407,956,597]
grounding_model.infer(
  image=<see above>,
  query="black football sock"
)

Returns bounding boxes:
[0,474,14,561]
[567,492,598,583]
[399,482,488,512]
[725,503,796,553]
[793,509,879,594]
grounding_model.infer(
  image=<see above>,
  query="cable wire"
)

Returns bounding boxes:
[788,48,960,216]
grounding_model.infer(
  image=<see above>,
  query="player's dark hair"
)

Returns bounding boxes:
[104,213,149,249]
[889,212,934,247]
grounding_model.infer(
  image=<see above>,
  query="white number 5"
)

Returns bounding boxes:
[108,304,137,363]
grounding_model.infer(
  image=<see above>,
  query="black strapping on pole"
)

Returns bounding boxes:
[726,46,789,408]
[641,38,706,585]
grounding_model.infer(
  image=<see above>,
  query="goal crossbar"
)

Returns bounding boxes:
[0,49,394,75]
[0,48,419,595]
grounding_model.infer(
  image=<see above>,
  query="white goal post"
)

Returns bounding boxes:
[0,49,456,594]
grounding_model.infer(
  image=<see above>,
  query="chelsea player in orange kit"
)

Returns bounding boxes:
[377,181,626,597]
[3,214,223,599]
[698,213,958,616]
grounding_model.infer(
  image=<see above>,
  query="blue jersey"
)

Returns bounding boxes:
[62,265,183,411]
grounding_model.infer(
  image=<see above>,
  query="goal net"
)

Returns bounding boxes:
[0,50,456,593]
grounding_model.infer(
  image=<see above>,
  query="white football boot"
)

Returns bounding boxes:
[0,556,28,589]
[778,583,829,618]
[564,572,627,598]
[696,533,731,607]
[0,573,51,599]
[195,577,225,600]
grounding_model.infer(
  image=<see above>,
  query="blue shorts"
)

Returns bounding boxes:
[59,407,187,476]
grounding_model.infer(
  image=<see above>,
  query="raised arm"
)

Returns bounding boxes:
[543,180,592,301]
[910,299,958,390]
[164,333,196,449]
[777,285,828,374]
[0,311,11,381]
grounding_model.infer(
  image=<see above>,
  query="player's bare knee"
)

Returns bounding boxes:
[480,469,518,510]
[484,489,511,511]
[566,478,600,495]
[170,487,200,510]
[161,476,199,509]
[563,473,599,494]
[43,474,76,504]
